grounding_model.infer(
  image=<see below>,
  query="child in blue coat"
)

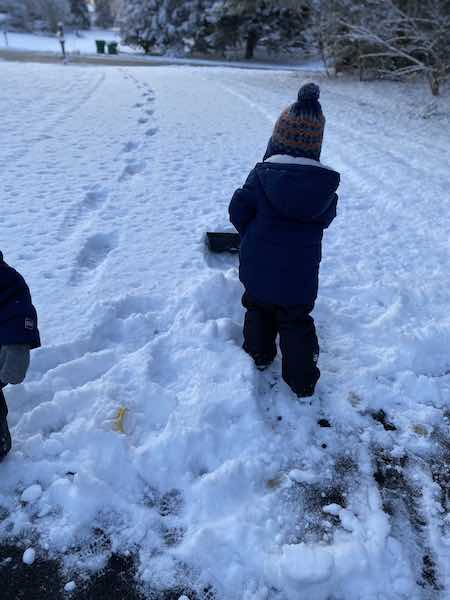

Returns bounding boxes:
[229,83,340,397]
[0,251,41,460]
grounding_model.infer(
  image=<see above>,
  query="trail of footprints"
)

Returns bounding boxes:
[67,71,160,285]
[116,71,159,183]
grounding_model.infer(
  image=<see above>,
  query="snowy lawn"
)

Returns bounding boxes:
[0,61,450,599]
[0,30,325,72]
[0,29,126,54]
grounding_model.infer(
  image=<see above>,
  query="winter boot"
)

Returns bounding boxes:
[296,383,316,399]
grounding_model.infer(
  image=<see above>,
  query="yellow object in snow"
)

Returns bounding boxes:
[114,406,127,434]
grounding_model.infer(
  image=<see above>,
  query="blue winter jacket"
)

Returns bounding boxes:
[0,252,41,349]
[229,156,340,306]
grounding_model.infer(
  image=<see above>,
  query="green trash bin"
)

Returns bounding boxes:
[107,42,118,55]
[95,39,106,54]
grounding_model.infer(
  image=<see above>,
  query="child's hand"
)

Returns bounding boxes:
[0,345,31,385]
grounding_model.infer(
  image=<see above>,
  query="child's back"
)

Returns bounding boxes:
[229,83,340,397]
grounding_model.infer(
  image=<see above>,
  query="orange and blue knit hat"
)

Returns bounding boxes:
[264,83,325,161]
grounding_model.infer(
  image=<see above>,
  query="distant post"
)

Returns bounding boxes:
[3,29,8,47]
[57,22,66,58]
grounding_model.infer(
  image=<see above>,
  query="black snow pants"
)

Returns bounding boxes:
[242,292,320,397]
[0,385,11,460]
[0,386,7,417]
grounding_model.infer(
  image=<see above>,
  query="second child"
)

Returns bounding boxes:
[229,83,340,397]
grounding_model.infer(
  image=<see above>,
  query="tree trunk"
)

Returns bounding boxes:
[245,31,258,60]
[429,70,440,96]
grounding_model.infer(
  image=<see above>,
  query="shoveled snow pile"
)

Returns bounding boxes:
[0,61,449,599]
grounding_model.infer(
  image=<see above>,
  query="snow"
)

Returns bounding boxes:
[0,60,449,599]
[20,484,43,503]
[64,580,77,592]
[0,29,123,54]
[22,547,36,565]
[0,29,325,73]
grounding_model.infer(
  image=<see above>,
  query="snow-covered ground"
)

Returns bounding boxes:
[0,61,449,599]
[0,28,124,54]
[0,29,325,72]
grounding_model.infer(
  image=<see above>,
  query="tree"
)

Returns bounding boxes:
[118,0,211,55]
[118,0,311,58]
[70,0,90,28]
[0,0,31,30]
[31,0,71,31]
[118,0,159,53]
[204,0,311,59]
[0,0,71,31]
[95,0,116,27]
[314,0,450,95]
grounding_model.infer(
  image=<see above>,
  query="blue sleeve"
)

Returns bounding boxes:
[228,169,259,235]
[0,259,41,349]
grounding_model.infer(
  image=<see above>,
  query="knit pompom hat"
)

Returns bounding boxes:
[264,83,325,161]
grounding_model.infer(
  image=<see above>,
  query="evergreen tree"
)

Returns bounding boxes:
[203,0,311,59]
[0,0,31,30]
[31,0,71,31]
[70,0,90,28]
[118,0,158,53]
[119,0,211,55]
[95,0,115,27]
[0,0,71,31]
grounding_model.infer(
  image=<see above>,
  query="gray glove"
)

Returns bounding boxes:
[0,345,30,385]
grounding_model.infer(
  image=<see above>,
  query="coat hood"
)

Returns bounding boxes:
[255,155,340,222]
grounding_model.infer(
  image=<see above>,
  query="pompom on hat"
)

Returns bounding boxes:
[264,83,325,161]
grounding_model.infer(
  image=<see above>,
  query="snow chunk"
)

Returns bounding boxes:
[21,484,43,503]
[280,543,334,584]
[288,469,318,484]
[64,581,77,592]
[23,548,36,565]
[322,503,342,516]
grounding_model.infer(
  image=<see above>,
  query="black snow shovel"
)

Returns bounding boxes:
[206,232,240,254]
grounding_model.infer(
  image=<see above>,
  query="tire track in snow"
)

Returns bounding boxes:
[218,82,277,124]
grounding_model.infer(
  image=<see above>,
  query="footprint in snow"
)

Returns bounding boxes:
[138,117,149,125]
[70,232,118,283]
[145,127,158,138]
[122,141,140,153]
[159,489,183,517]
[83,188,108,209]
[58,187,109,239]
[163,525,185,547]
[119,160,147,181]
